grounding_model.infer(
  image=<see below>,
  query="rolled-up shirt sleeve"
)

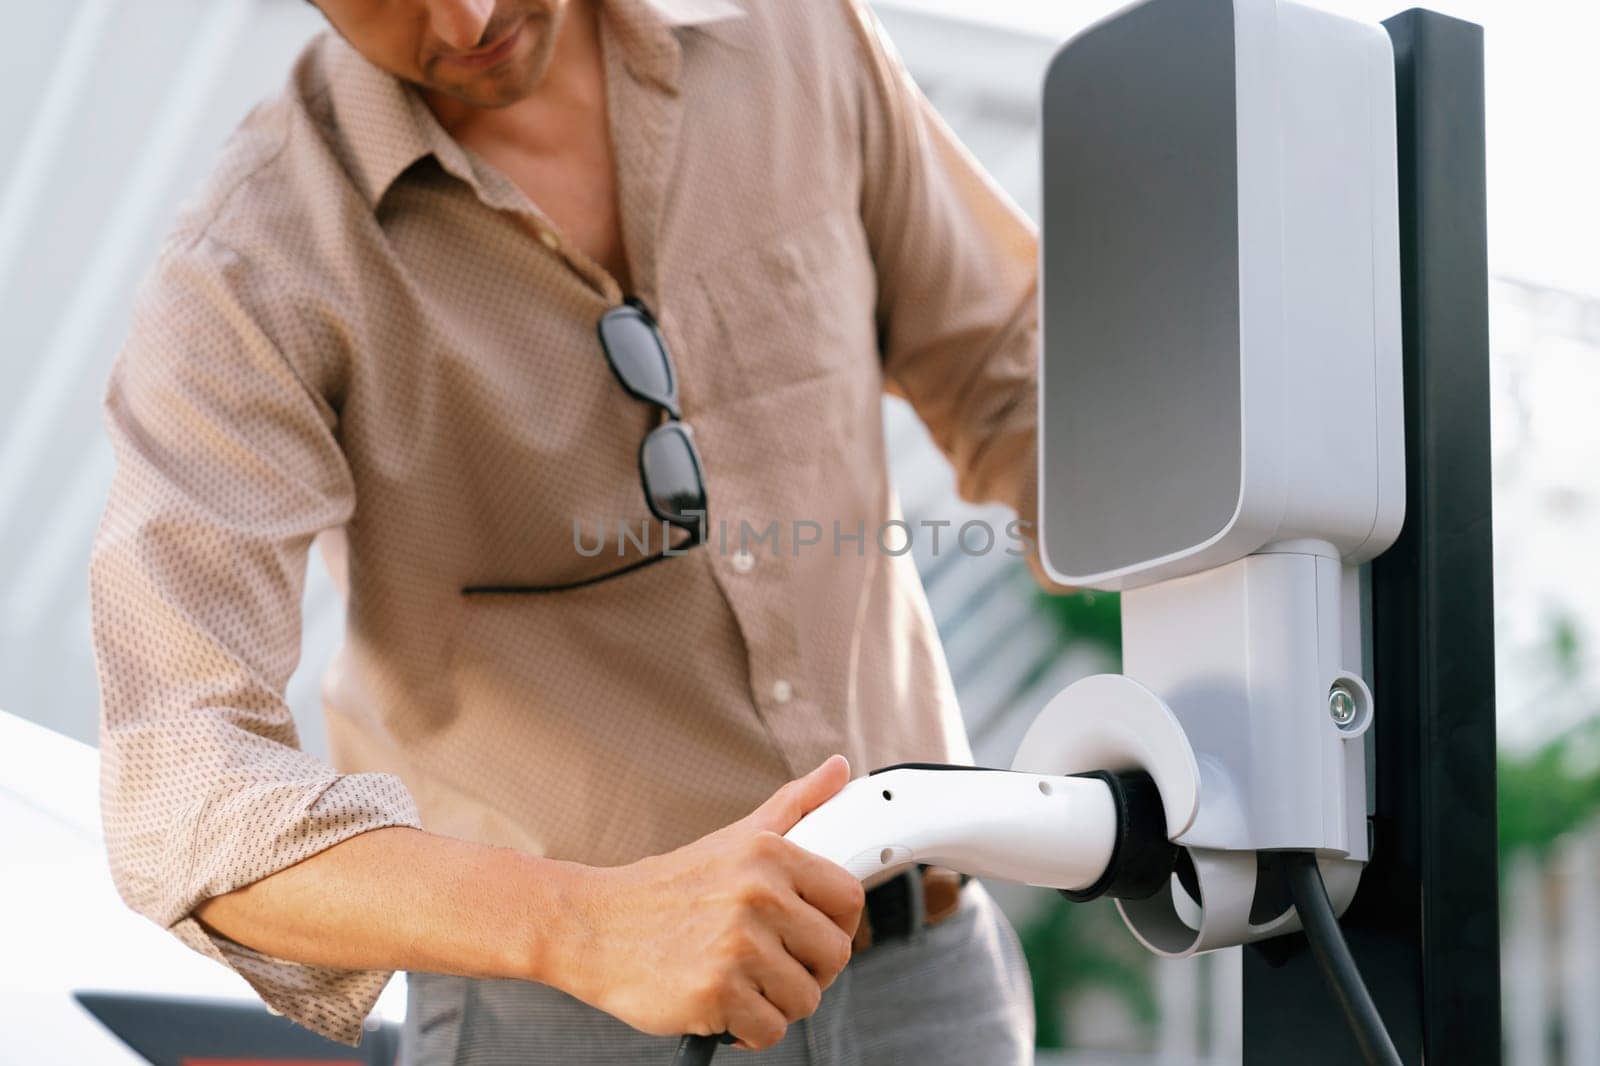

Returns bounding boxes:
[842,0,1071,590]
[89,232,422,1045]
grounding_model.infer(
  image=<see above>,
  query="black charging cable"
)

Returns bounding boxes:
[673,1032,734,1065]
[1281,851,1402,1066]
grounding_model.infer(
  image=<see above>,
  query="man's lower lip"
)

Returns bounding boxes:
[449,23,522,67]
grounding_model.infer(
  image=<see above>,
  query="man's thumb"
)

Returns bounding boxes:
[747,754,850,834]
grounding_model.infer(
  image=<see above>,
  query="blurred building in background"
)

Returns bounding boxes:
[1,1,1596,1062]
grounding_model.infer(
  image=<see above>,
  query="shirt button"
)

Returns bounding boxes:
[771,679,793,704]
[731,550,755,574]
[537,227,560,251]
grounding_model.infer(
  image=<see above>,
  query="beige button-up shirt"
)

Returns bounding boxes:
[89,0,1043,1046]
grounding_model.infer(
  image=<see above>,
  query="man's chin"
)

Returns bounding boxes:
[431,72,542,110]
[447,86,536,110]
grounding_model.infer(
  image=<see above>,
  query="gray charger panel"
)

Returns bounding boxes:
[1041,0,1243,580]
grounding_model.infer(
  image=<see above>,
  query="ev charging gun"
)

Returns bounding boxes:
[674,764,1178,1064]
[784,764,1175,897]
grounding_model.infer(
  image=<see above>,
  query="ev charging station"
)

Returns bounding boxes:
[679,3,1498,1064]
[1024,0,1405,960]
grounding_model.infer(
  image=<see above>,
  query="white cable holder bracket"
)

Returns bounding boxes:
[1016,541,1371,957]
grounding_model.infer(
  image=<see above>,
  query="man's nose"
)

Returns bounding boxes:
[425,0,497,51]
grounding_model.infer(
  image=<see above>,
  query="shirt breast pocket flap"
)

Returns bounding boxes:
[698,208,875,396]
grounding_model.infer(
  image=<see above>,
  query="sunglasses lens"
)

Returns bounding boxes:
[641,423,706,527]
[599,305,675,408]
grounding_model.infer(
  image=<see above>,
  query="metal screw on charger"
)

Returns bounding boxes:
[1328,684,1358,728]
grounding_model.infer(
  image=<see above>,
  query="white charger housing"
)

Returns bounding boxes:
[1037,0,1403,592]
[1025,0,1403,956]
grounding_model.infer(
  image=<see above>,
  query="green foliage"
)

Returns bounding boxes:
[1551,613,1582,677]
[1017,895,1157,1049]
[1499,611,1600,859]
[1037,588,1122,664]
[1499,715,1600,858]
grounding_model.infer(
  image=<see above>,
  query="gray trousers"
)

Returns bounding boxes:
[400,879,1035,1065]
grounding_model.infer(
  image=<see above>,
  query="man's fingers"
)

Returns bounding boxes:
[786,842,867,933]
[744,754,850,835]
[771,892,857,986]
[747,933,827,1024]
[722,980,792,1052]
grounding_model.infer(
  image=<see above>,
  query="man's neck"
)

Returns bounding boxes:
[422,0,605,155]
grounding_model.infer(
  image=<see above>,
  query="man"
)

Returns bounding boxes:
[89,0,1048,1061]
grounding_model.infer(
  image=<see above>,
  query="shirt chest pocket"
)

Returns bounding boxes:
[697,207,880,398]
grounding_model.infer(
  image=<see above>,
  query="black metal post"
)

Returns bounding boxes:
[1242,9,1499,1064]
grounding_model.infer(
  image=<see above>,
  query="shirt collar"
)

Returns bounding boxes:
[606,0,746,93]
[324,33,485,210]
[324,0,747,210]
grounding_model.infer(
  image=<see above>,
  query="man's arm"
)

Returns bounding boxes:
[192,760,865,1053]
[840,0,1071,591]
[191,827,575,982]
[91,233,426,1043]
[91,233,862,1049]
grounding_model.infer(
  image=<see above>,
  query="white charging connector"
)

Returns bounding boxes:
[673,763,1182,1066]
[784,763,1177,899]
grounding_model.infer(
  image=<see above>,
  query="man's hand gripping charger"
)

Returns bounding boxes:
[674,764,1178,1064]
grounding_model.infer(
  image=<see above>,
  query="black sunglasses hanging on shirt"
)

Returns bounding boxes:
[462,297,708,595]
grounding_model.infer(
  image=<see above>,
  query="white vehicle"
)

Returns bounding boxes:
[0,710,402,1065]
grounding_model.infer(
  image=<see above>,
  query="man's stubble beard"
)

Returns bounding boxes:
[421,6,565,110]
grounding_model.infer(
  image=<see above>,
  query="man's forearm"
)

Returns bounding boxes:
[193,826,587,988]
[185,757,864,1049]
